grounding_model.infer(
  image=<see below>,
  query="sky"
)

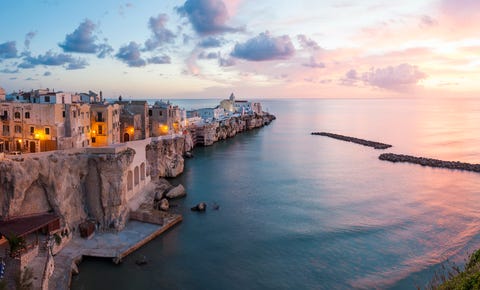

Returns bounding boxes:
[0,0,479,99]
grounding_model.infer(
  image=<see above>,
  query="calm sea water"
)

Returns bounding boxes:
[72,98,480,289]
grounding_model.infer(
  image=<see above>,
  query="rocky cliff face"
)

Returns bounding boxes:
[146,136,191,179]
[199,113,275,146]
[0,136,190,231]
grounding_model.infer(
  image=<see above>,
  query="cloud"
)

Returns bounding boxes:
[148,55,171,64]
[297,34,321,50]
[198,37,222,48]
[144,14,176,51]
[59,19,113,58]
[344,64,427,91]
[0,68,19,74]
[66,58,88,70]
[177,0,240,35]
[18,50,88,70]
[219,56,235,67]
[440,0,480,23]
[198,51,218,59]
[420,15,437,27]
[231,32,295,61]
[341,69,359,86]
[303,56,325,68]
[24,31,37,50]
[43,71,52,76]
[116,41,146,67]
[0,41,18,59]
[97,43,114,58]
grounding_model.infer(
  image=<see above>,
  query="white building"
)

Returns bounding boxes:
[196,107,225,121]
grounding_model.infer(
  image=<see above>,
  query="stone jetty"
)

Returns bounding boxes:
[311,132,392,149]
[379,153,480,173]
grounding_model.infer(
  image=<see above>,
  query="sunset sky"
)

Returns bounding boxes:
[1,0,479,99]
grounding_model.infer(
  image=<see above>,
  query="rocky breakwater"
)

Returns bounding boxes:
[311,132,392,149]
[379,153,480,173]
[197,113,275,146]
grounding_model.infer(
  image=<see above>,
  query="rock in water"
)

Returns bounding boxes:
[165,184,187,199]
[159,198,169,211]
[191,202,207,212]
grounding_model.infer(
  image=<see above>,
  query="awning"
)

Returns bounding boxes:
[0,213,60,238]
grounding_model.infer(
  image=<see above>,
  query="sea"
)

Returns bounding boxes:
[71,98,480,289]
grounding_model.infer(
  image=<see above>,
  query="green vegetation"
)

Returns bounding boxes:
[53,233,62,245]
[6,234,27,256]
[433,249,480,290]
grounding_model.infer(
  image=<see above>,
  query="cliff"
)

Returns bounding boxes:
[197,113,275,146]
[0,135,191,232]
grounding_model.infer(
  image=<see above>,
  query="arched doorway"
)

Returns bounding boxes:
[123,132,130,142]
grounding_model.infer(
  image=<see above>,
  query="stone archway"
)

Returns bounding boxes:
[123,133,130,142]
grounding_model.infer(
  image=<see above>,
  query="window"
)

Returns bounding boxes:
[45,127,50,135]
[127,171,133,191]
[14,125,22,133]
[44,96,50,102]
[148,110,152,116]
[73,111,76,118]
[91,137,96,143]
[159,111,163,116]
[30,126,34,134]
[97,112,103,121]
[25,112,30,119]
[140,163,145,180]
[98,125,103,135]
[14,112,20,119]
[3,125,10,136]
[134,166,139,186]
[62,111,65,118]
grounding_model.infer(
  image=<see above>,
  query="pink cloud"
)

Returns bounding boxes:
[361,64,427,91]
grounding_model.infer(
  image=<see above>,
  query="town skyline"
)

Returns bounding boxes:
[1,0,479,99]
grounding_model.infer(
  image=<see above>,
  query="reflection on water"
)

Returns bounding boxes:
[72,98,480,290]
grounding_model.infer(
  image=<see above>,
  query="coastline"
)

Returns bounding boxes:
[0,112,275,290]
